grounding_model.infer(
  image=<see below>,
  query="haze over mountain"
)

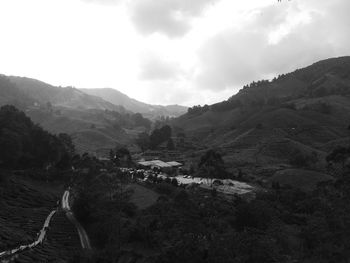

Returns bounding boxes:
[81,88,187,119]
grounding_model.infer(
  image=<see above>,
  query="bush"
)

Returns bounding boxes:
[72,192,93,224]
[290,154,309,167]
[155,182,176,195]
[173,190,189,203]
[290,150,317,168]
[281,103,296,110]
[171,178,178,187]
[235,201,274,231]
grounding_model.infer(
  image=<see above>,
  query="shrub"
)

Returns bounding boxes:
[171,178,178,187]
[155,182,176,195]
[235,201,274,231]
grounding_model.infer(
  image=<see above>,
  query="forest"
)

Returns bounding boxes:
[0,105,74,169]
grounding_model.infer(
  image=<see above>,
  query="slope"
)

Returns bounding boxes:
[0,75,34,109]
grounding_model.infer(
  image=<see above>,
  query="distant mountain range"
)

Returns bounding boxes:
[172,56,350,178]
[80,88,187,119]
[1,75,187,119]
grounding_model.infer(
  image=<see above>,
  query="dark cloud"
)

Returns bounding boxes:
[195,0,350,92]
[139,54,183,80]
[129,0,218,37]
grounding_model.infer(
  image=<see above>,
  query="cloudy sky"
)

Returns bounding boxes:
[0,0,349,106]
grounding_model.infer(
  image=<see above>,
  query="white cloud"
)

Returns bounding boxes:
[139,54,184,81]
[80,0,121,5]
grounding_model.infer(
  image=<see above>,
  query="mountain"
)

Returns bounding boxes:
[80,88,187,119]
[8,76,126,112]
[172,56,350,179]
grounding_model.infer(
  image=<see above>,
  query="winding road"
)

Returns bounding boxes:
[62,190,91,249]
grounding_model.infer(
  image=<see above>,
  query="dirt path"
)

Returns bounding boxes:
[62,190,91,249]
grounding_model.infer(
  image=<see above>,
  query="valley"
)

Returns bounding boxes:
[0,56,350,262]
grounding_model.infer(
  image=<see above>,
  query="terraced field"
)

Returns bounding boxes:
[0,173,82,262]
[12,211,82,262]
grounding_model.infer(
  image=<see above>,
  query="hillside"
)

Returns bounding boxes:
[81,88,187,119]
[25,106,151,156]
[0,75,34,109]
[172,56,350,176]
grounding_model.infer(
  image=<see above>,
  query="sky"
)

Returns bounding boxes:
[0,0,349,106]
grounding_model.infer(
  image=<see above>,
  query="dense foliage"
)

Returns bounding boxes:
[0,105,74,169]
[72,163,350,263]
[109,147,133,167]
[197,149,228,181]
[104,110,152,130]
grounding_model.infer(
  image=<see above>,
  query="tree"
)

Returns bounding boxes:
[114,147,133,167]
[132,113,151,129]
[0,105,74,169]
[0,128,22,167]
[267,97,281,106]
[198,149,227,185]
[109,149,115,162]
[326,146,350,169]
[135,132,150,152]
[149,125,172,149]
[167,138,175,150]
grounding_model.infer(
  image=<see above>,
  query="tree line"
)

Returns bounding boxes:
[0,105,75,169]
